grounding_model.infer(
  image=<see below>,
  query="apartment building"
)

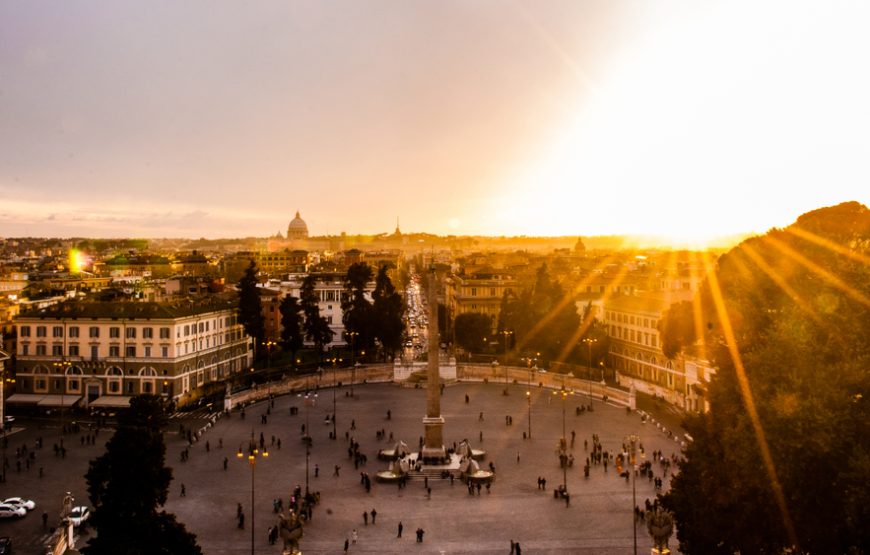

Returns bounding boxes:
[11,298,252,408]
[444,273,516,333]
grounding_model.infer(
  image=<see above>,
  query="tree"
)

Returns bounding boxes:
[342,262,375,355]
[371,265,404,361]
[279,294,304,364]
[496,264,583,364]
[662,202,870,555]
[300,274,334,357]
[84,396,201,555]
[454,313,492,355]
[237,260,265,357]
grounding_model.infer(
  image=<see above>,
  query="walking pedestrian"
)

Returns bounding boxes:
[344,538,349,552]
[416,527,425,542]
[515,541,522,555]
[363,511,368,525]
[180,483,186,497]
[352,529,358,544]
[370,508,377,524]
[510,540,516,554]
[397,521,403,538]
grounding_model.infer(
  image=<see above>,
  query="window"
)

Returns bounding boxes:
[52,345,63,356]
[143,327,153,339]
[162,346,169,358]
[471,287,477,296]
[159,327,170,339]
[68,379,80,391]
[126,327,136,339]
[53,326,63,337]
[109,346,120,357]
[37,326,47,337]
[490,288,496,296]
[20,326,31,337]
[126,346,136,357]
[69,345,79,356]
[144,346,151,357]
[69,326,79,338]
[206,321,210,331]
[184,325,190,336]
[198,322,204,333]
[21,344,29,356]
[109,327,120,338]
[89,326,100,338]
[91,345,99,360]
[109,381,120,393]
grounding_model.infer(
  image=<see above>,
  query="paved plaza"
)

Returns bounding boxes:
[1,381,686,554]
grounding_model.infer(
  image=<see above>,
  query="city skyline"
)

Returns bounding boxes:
[2,1,869,243]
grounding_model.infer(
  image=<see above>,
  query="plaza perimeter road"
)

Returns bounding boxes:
[1,382,686,554]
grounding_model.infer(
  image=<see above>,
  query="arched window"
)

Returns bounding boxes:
[106,366,123,394]
[33,365,50,392]
[139,366,157,394]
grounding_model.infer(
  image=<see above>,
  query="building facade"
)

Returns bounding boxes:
[12,299,252,408]
[444,273,516,333]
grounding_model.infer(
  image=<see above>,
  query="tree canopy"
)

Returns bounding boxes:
[496,263,585,364]
[454,312,492,354]
[371,265,404,361]
[662,202,870,555]
[300,274,333,356]
[279,294,304,362]
[342,262,376,356]
[236,260,265,355]
[84,395,201,555]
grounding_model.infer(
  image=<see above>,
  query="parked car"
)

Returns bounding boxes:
[2,498,35,512]
[0,536,11,554]
[68,506,90,527]
[0,504,26,519]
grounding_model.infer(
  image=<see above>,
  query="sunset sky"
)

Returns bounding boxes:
[1,1,868,242]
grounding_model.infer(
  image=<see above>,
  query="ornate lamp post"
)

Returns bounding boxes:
[237,432,268,555]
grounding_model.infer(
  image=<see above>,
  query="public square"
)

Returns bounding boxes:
[1,380,686,554]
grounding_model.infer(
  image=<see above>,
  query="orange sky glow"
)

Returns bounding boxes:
[1,1,868,243]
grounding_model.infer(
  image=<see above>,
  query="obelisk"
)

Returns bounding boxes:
[421,265,446,462]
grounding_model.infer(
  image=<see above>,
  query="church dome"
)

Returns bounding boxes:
[287,211,309,239]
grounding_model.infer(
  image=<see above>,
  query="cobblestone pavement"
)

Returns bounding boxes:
[1,381,686,554]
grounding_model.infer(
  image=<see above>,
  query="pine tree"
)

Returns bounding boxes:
[236,260,265,356]
[300,274,334,356]
[342,262,375,355]
[279,294,304,363]
[371,265,404,361]
[84,396,201,555]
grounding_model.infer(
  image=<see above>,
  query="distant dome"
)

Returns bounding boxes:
[287,211,309,239]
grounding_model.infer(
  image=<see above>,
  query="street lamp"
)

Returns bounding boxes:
[327,355,342,440]
[237,432,268,555]
[553,386,571,492]
[500,330,513,364]
[303,383,316,496]
[582,338,597,404]
[264,340,277,373]
[626,433,640,555]
[522,355,537,440]
[52,360,70,436]
[347,331,358,397]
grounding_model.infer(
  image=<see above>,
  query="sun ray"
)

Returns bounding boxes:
[699,251,799,547]
[786,225,870,266]
[688,251,709,360]
[763,235,870,309]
